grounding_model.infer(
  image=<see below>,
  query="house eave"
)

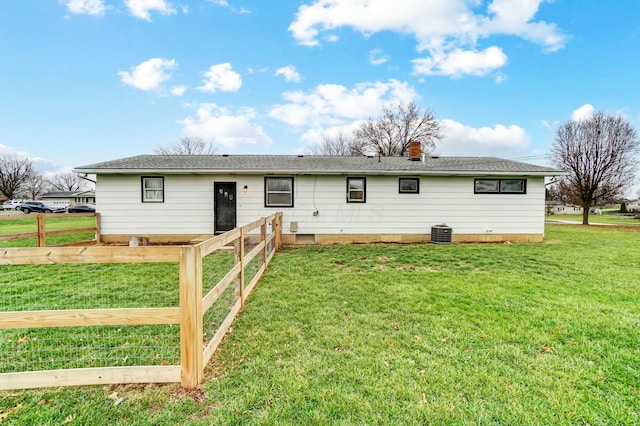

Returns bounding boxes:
[73,168,560,177]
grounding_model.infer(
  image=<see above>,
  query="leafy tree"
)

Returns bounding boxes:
[154,137,217,155]
[0,155,34,199]
[551,112,640,224]
[48,172,85,192]
[308,102,442,157]
[620,201,628,213]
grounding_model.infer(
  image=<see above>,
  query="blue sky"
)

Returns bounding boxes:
[2,0,640,176]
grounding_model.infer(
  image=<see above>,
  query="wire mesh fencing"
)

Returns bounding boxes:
[1,212,282,390]
[0,261,181,374]
[202,249,237,347]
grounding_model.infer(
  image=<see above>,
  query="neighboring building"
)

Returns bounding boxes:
[625,199,640,212]
[74,153,564,244]
[545,203,584,215]
[41,190,96,205]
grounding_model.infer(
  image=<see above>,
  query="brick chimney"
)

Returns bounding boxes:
[408,141,421,161]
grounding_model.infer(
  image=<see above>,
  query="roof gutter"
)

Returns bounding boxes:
[73,168,564,177]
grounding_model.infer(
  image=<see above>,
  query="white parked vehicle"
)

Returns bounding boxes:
[2,200,23,210]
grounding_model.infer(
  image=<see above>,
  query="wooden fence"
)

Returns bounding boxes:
[0,212,282,390]
[0,212,101,247]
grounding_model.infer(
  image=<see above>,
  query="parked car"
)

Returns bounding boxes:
[2,200,22,210]
[20,201,66,214]
[67,204,96,213]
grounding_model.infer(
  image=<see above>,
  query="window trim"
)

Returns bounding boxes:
[141,176,164,203]
[474,178,527,194]
[346,177,367,203]
[264,176,294,208]
[399,177,420,194]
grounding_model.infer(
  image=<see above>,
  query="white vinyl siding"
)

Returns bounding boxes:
[96,174,546,237]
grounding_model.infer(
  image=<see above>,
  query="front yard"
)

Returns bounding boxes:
[1,224,639,424]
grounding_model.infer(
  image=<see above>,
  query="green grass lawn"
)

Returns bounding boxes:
[0,215,97,247]
[1,225,639,425]
[547,212,640,226]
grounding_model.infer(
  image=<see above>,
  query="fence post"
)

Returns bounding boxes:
[94,213,102,244]
[179,246,203,388]
[260,217,267,267]
[37,214,46,247]
[275,212,282,250]
[238,228,246,306]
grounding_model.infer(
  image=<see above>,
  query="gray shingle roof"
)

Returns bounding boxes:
[75,155,564,176]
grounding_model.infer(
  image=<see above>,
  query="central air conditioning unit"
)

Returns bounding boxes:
[431,224,452,244]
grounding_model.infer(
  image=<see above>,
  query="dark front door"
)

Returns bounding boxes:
[214,182,236,233]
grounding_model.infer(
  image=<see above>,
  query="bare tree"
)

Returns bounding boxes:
[355,102,442,157]
[551,112,640,224]
[306,131,363,156]
[48,172,85,192]
[0,155,34,199]
[24,173,49,200]
[154,137,217,155]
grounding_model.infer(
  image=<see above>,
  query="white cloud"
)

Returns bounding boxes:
[118,58,177,91]
[495,72,507,83]
[269,79,417,127]
[300,122,363,146]
[289,0,567,78]
[209,0,229,6]
[125,0,176,21]
[483,0,566,53]
[369,48,388,66]
[412,46,507,78]
[437,119,531,156]
[170,86,186,96]
[275,65,302,83]
[178,103,273,147]
[199,63,242,93]
[0,144,29,158]
[65,0,107,15]
[571,104,594,121]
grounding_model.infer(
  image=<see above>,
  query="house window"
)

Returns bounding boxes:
[500,179,526,194]
[474,178,526,194]
[142,176,164,202]
[347,177,366,203]
[399,178,420,194]
[265,177,294,207]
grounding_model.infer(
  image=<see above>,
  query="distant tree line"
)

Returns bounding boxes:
[0,155,90,200]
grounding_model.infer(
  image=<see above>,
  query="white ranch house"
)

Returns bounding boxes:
[74,154,563,244]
